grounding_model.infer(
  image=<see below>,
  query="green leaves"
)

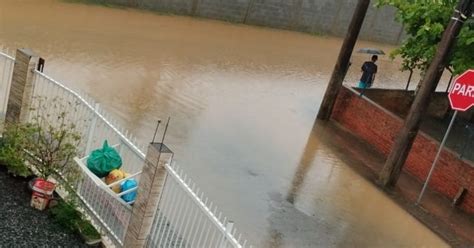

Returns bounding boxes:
[377,0,473,74]
[27,96,83,181]
[0,125,34,177]
[0,96,83,182]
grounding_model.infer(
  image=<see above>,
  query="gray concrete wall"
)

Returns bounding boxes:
[104,0,405,44]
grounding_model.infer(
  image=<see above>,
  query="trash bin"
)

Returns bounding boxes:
[30,178,56,210]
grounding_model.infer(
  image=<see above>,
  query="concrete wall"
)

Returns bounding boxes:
[361,88,474,121]
[104,0,405,44]
[361,89,451,119]
[332,86,474,214]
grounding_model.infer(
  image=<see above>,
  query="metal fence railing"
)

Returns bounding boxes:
[0,52,15,127]
[28,70,146,246]
[147,162,251,248]
[0,52,251,247]
[73,156,133,245]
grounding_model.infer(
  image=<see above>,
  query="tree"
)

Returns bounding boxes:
[377,0,474,75]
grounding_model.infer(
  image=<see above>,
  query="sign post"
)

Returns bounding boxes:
[416,69,474,204]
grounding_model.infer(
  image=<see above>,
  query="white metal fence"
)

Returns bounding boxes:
[0,52,14,127]
[72,156,134,245]
[29,70,146,246]
[0,52,250,248]
[147,162,250,248]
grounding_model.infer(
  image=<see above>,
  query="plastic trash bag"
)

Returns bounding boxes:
[87,140,122,178]
[105,169,127,193]
[121,179,137,203]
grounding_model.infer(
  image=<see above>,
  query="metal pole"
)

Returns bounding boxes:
[416,110,458,204]
[405,69,413,91]
[379,0,472,187]
[445,72,454,92]
[317,0,370,120]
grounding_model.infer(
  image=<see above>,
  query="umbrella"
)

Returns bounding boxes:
[357,48,385,55]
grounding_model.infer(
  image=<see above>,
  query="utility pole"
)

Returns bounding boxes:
[379,0,473,187]
[317,0,370,120]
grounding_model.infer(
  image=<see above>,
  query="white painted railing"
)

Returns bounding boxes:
[73,156,133,246]
[0,52,251,247]
[29,70,145,246]
[147,162,250,248]
[0,52,14,127]
[30,71,147,174]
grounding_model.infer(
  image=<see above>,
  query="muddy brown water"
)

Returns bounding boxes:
[0,1,449,247]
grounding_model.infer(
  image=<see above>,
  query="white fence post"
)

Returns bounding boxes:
[85,103,100,155]
[124,142,173,248]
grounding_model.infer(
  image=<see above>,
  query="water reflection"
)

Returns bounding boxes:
[287,121,320,204]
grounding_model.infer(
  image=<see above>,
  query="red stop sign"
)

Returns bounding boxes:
[448,69,474,112]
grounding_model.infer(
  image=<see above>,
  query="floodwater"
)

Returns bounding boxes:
[0,1,449,247]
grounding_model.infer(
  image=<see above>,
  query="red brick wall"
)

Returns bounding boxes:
[332,86,474,214]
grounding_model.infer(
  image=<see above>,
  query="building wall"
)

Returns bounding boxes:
[102,0,405,44]
[332,86,474,214]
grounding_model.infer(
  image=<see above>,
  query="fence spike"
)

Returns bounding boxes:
[199,191,204,200]
[194,187,200,196]
[183,174,189,184]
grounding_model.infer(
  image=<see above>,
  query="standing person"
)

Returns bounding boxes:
[358,55,378,89]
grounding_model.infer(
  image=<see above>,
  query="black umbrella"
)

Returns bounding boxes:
[357,48,385,55]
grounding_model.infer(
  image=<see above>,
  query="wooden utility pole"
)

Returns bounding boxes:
[380,0,473,187]
[317,0,370,120]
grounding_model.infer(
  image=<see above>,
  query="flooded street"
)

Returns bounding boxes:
[0,1,449,247]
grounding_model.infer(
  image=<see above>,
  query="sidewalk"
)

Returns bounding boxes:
[322,120,474,247]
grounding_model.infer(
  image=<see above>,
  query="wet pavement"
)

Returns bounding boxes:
[322,120,474,247]
[0,0,454,246]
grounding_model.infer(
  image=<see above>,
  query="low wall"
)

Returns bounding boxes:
[361,89,451,119]
[103,0,405,44]
[332,86,474,214]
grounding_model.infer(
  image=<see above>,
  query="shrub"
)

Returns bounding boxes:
[0,124,34,177]
[49,201,82,232]
[49,200,101,241]
[25,96,83,182]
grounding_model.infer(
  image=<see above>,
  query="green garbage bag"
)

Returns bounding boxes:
[87,140,122,178]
